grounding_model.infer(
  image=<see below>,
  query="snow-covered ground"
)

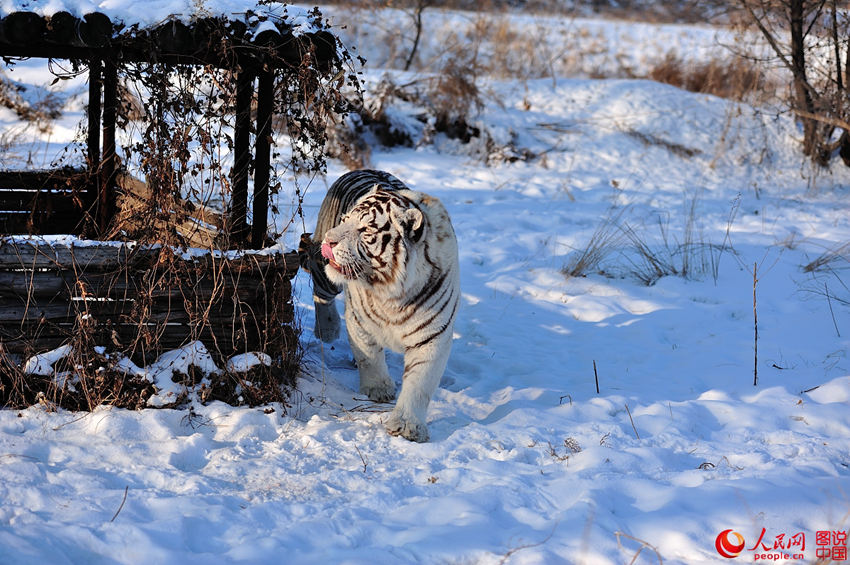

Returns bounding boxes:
[2,5,850,565]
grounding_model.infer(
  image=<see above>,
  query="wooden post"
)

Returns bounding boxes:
[251,67,274,249]
[87,58,102,169]
[231,69,252,246]
[99,57,118,235]
[87,58,102,218]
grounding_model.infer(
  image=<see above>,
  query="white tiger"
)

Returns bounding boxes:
[300,170,459,442]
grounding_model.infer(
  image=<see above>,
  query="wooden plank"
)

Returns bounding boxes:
[0,240,134,270]
[1,320,299,359]
[0,239,299,278]
[0,168,89,190]
[0,190,77,209]
[0,282,293,323]
[0,270,67,297]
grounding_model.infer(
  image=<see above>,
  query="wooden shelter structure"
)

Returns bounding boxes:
[0,6,344,382]
[0,7,337,247]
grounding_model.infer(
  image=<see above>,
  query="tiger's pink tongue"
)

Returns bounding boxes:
[321,242,335,261]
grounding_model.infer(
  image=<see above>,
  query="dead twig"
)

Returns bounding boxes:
[110,486,129,522]
[353,443,368,474]
[753,262,758,386]
[625,403,640,440]
[825,283,841,337]
[593,360,599,394]
[615,531,663,565]
[499,521,560,565]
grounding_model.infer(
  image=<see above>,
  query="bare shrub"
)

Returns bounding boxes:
[326,66,496,164]
[428,53,483,139]
[0,71,63,133]
[733,0,850,166]
[648,53,770,102]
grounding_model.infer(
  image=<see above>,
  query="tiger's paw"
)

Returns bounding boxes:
[361,380,396,403]
[384,409,429,443]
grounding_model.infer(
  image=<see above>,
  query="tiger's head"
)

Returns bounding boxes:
[321,186,425,288]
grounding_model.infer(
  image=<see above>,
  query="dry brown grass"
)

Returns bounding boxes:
[648,53,770,102]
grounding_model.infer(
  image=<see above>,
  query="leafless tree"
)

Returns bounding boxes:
[738,0,850,166]
[403,0,430,71]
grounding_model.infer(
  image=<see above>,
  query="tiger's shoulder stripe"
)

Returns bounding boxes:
[405,294,460,351]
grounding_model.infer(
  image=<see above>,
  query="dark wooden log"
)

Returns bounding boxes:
[0,269,67,298]
[231,70,253,245]
[0,169,91,234]
[1,314,299,358]
[253,22,281,47]
[0,240,298,278]
[279,36,306,66]
[0,241,133,270]
[251,68,274,249]
[155,18,192,55]
[79,12,112,48]
[0,297,125,323]
[313,31,337,72]
[0,211,79,236]
[0,269,292,309]
[45,12,78,45]
[2,12,46,45]
[0,168,88,191]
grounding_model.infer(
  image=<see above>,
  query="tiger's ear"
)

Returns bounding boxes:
[392,207,424,242]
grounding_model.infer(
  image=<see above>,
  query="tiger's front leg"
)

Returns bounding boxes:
[345,306,396,404]
[384,337,451,443]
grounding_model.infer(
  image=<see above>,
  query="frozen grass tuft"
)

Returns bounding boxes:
[562,208,626,279]
[564,195,733,285]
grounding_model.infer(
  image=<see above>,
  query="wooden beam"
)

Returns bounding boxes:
[251,67,274,249]
[231,69,252,245]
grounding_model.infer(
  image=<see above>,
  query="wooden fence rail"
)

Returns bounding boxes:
[0,238,299,366]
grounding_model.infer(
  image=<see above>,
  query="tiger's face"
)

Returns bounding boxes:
[321,186,424,287]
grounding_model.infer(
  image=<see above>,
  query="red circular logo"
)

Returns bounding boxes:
[715,529,746,558]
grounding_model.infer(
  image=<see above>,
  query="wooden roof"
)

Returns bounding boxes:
[0,9,338,69]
